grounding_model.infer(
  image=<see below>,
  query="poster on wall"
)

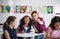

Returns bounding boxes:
[16,6,21,13]
[21,6,32,13]
[0,5,4,13]
[5,5,11,13]
[37,6,53,14]
[15,6,53,14]
[12,6,16,13]
[32,6,37,12]
[37,6,48,14]
[21,6,27,13]
[47,6,53,13]
[16,6,32,13]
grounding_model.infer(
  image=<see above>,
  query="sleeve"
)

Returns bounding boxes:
[41,24,46,32]
[46,27,52,38]
[39,17,46,32]
[39,17,45,25]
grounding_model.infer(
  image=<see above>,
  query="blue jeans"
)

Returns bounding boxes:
[35,35,43,39]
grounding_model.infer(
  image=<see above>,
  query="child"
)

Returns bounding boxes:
[3,16,17,39]
[17,15,35,39]
[31,11,46,39]
[46,16,60,39]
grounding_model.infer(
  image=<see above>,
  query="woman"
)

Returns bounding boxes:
[31,11,46,39]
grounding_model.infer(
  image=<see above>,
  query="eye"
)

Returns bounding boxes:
[56,24,58,26]
[35,15,36,16]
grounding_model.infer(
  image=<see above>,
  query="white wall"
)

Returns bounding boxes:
[9,0,60,6]
[55,5,60,13]
[0,0,60,28]
[0,0,57,5]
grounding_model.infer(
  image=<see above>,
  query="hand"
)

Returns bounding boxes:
[35,29,38,32]
[37,19,43,25]
[21,30,24,33]
[37,19,40,22]
[34,28,38,32]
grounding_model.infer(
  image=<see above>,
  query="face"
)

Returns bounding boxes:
[24,17,30,24]
[32,13,38,21]
[10,19,17,27]
[54,22,60,30]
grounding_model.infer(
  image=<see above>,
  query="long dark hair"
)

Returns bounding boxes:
[49,16,60,30]
[19,15,33,26]
[3,16,16,30]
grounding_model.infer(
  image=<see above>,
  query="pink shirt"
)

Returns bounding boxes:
[48,27,60,38]
[36,17,46,33]
[51,30,60,38]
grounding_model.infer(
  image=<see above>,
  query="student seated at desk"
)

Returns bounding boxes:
[17,15,35,39]
[3,16,17,39]
[46,16,60,39]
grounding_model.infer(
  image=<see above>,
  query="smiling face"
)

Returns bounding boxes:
[24,17,30,24]
[54,22,60,30]
[32,13,38,21]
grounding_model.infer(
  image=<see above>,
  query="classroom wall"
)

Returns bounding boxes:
[0,0,60,39]
[0,0,60,28]
[0,0,60,5]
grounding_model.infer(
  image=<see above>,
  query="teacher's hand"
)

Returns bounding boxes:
[37,19,43,25]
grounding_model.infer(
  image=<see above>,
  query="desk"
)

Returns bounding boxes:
[17,33,45,39]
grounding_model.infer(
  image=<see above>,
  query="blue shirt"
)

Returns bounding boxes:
[5,26,17,39]
[19,25,31,33]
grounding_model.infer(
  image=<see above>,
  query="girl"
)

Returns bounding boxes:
[3,16,17,39]
[31,11,46,39]
[17,15,35,39]
[46,16,60,39]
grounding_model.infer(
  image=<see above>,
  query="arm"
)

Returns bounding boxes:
[5,30,10,39]
[33,26,38,33]
[17,26,24,33]
[46,27,52,39]
[37,19,44,25]
[37,17,45,25]
[37,18,46,32]
[17,26,21,33]
[46,27,58,39]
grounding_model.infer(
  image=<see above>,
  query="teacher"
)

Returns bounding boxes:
[31,11,46,39]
